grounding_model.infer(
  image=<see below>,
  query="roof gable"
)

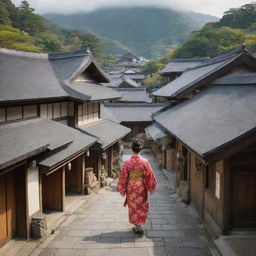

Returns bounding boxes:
[49,50,110,84]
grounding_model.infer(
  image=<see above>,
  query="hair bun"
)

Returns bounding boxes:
[131,138,144,153]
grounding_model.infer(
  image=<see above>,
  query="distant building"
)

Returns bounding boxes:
[116,52,148,68]
[159,57,209,83]
[101,103,165,139]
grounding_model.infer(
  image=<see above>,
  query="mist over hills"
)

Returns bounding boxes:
[45,7,218,59]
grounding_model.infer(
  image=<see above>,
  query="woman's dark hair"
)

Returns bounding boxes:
[131,138,144,153]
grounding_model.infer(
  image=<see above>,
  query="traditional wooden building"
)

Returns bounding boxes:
[112,88,152,103]
[104,74,141,88]
[49,50,131,179]
[159,57,209,83]
[101,103,165,139]
[105,67,145,84]
[145,123,176,170]
[0,48,130,246]
[152,46,256,235]
[116,52,147,68]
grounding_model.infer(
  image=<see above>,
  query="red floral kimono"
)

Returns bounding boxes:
[117,155,157,226]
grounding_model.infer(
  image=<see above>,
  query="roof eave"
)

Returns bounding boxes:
[0,96,69,106]
[153,119,208,164]
[0,144,49,171]
[154,52,256,99]
[101,130,131,151]
[174,53,256,99]
[203,127,256,164]
[38,140,97,171]
[155,119,256,165]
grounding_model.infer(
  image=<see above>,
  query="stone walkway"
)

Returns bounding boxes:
[32,152,215,256]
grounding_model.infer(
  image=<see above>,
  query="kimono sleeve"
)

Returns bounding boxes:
[117,161,129,196]
[144,160,157,194]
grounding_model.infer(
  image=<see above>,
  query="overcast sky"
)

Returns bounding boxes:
[12,0,252,17]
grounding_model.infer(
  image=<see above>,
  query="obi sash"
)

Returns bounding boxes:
[128,170,145,182]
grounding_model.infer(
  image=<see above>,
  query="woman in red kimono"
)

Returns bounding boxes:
[117,139,157,234]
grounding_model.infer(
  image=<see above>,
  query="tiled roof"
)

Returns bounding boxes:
[154,85,256,161]
[114,88,151,102]
[211,73,256,85]
[0,47,114,103]
[153,46,255,98]
[50,50,110,83]
[0,118,96,169]
[101,103,166,122]
[78,119,131,149]
[160,57,209,74]
[66,82,121,101]
[0,48,68,103]
[145,123,168,141]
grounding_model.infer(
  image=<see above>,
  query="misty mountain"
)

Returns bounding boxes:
[45,7,218,58]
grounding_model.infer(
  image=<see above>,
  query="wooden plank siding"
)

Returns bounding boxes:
[42,168,65,212]
[65,156,84,194]
[0,165,27,247]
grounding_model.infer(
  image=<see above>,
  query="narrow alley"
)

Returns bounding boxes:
[25,150,216,256]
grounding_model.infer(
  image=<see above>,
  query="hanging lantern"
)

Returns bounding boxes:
[67,162,72,171]
[31,160,37,168]
[102,152,107,160]
[86,150,90,157]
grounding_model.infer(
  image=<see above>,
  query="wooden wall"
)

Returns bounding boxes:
[203,160,226,235]
[229,144,256,230]
[65,156,84,194]
[166,149,177,171]
[189,153,204,217]
[42,168,64,212]
[189,143,256,235]
[0,165,27,247]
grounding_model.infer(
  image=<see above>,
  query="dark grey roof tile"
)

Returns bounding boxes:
[145,123,168,141]
[0,118,96,169]
[154,46,251,98]
[66,82,121,101]
[79,119,131,149]
[114,88,151,102]
[0,48,68,103]
[101,103,166,122]
[211,73,256,85]
[154,85,256,158]
[160,57,209,74]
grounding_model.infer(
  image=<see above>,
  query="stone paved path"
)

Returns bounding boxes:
[34,152,213,256]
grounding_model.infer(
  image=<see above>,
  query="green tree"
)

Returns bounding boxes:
[0,25,41,52]
[35,32,62,52]
[217,3,256,29]
[143,73,164,89]
[0,1,11,25]
[64,30,115,67]
[142,59,164,76]
[171,25,253,58]
[17,0,45,35]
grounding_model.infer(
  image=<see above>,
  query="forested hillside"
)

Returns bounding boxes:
[172,3,256,58]
[142,2,256,88]
[0,0,115,67]
[45,7,218,59]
